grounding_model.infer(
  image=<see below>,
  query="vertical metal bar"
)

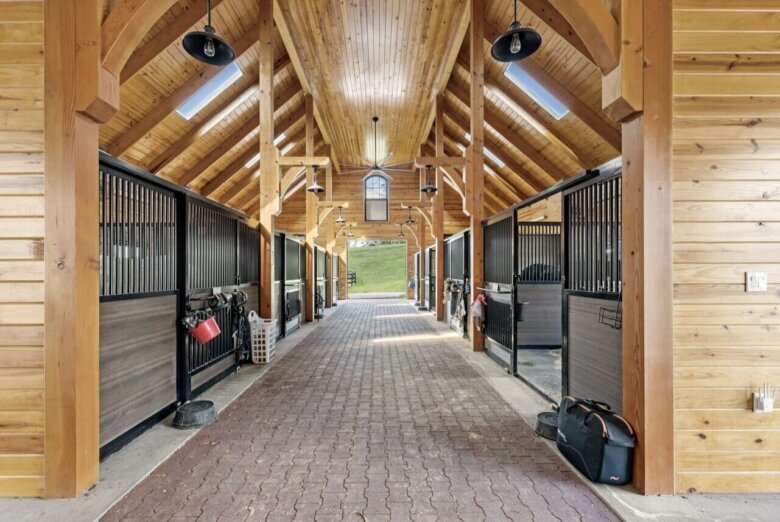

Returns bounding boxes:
[176,192,190,402]
[111,174,117,295]
[100,170,105,295]
[510,213,518,376]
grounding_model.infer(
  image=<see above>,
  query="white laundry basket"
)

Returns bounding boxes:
[248,311,277,364]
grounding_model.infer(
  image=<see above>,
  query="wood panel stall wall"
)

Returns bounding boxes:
[672,0,780,494]
[0,1,45,497]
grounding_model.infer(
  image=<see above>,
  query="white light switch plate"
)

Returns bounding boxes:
[746,272,768,292]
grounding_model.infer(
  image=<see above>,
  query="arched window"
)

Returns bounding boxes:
[364,174,388,221]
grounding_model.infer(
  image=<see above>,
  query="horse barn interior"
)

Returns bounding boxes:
[1,0,780,518]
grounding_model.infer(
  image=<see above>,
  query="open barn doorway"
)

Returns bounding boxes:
[347,240,408,299]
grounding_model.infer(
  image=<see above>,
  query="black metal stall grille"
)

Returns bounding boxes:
[444,241,451,280]
[99,167,177,297]
[444,233,467,282]
[185,304,234,374]
[485,299,513,350]
[484,216,513,285]
[285,237,302,281]
[565,175,621,293]
[518,222,562,283]
[274,234,283,282]
[238,223,260,284]
[187,200,238,291]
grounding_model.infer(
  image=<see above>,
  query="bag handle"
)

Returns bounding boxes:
[566,398,612,414]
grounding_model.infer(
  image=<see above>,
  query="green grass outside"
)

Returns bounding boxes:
[348,243,407,294]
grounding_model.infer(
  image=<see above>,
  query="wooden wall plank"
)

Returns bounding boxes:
[0,1,44,497]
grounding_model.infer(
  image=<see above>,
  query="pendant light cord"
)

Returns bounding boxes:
[514,0,518,23]
[207,0,212,26]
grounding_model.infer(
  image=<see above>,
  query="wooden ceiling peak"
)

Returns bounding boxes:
[274,0,471,169]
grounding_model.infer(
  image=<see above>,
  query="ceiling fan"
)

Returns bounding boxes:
[340,116,417,175]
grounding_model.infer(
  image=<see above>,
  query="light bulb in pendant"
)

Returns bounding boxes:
[204,37,216,58]
[510,33,522,54]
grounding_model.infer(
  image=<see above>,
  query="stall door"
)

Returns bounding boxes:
[427,247,436,311]
[413,252,420,304]
[516,222,562,348]
[563,173,623,412]
[483,215,514,362]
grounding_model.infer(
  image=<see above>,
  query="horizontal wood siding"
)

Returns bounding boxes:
[673,0,780,493]
[0,0,44,497]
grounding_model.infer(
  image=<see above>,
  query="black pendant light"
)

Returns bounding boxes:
[335,206,346,224]
[182,0,235,66]
[397,229,405,238]
[404,209,416,226]
[307,167,325,194]
[491,0,541,62]
[420,165,437,194]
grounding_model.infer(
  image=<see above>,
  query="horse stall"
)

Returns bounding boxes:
[332,253,340,305]
[413,251,420,305]
[562,167,623,412]
[480,161,621,406]
[98,155,260,457]
[424,245,436,312]
[281,234,306,336]
[315,246,326,317]
[443,229,470,336]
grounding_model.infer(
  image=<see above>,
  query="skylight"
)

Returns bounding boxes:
[464,133,506,169]
[504,63,569,120]
[176,62,243,120]
[484,148,506,169]
[245,153,260,169]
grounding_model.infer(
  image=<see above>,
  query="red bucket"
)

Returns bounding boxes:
[189,315,221,344]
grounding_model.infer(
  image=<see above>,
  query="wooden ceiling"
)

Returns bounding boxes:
[98,0,622,221]
[274,0,469,168]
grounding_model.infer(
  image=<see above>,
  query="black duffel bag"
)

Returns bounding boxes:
[556,396,636,485]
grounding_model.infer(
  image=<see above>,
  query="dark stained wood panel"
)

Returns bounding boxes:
[99,296,177,446]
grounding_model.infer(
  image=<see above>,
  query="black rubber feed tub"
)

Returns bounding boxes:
[535,411,558,440]
[173,400,217,429]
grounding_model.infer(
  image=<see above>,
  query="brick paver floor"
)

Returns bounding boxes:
[103,300,618,521]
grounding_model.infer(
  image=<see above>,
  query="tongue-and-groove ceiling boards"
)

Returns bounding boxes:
[99,0,621,215]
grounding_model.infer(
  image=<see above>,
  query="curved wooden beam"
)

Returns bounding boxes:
[544,0,620,75]
[101,0,180,77]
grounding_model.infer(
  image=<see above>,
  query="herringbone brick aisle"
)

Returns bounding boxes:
[103,300,617,522]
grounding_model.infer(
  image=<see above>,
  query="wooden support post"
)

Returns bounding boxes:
[467,0,485,351]
[304,94,316,322]
[620,0,674,495]
[258,0,278,320]
[434,95,446,321]
[324,152,334,308]
[602,0,643,121]
[44,0,106,497]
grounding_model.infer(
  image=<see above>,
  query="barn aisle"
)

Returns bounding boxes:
[103,300,615,521]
